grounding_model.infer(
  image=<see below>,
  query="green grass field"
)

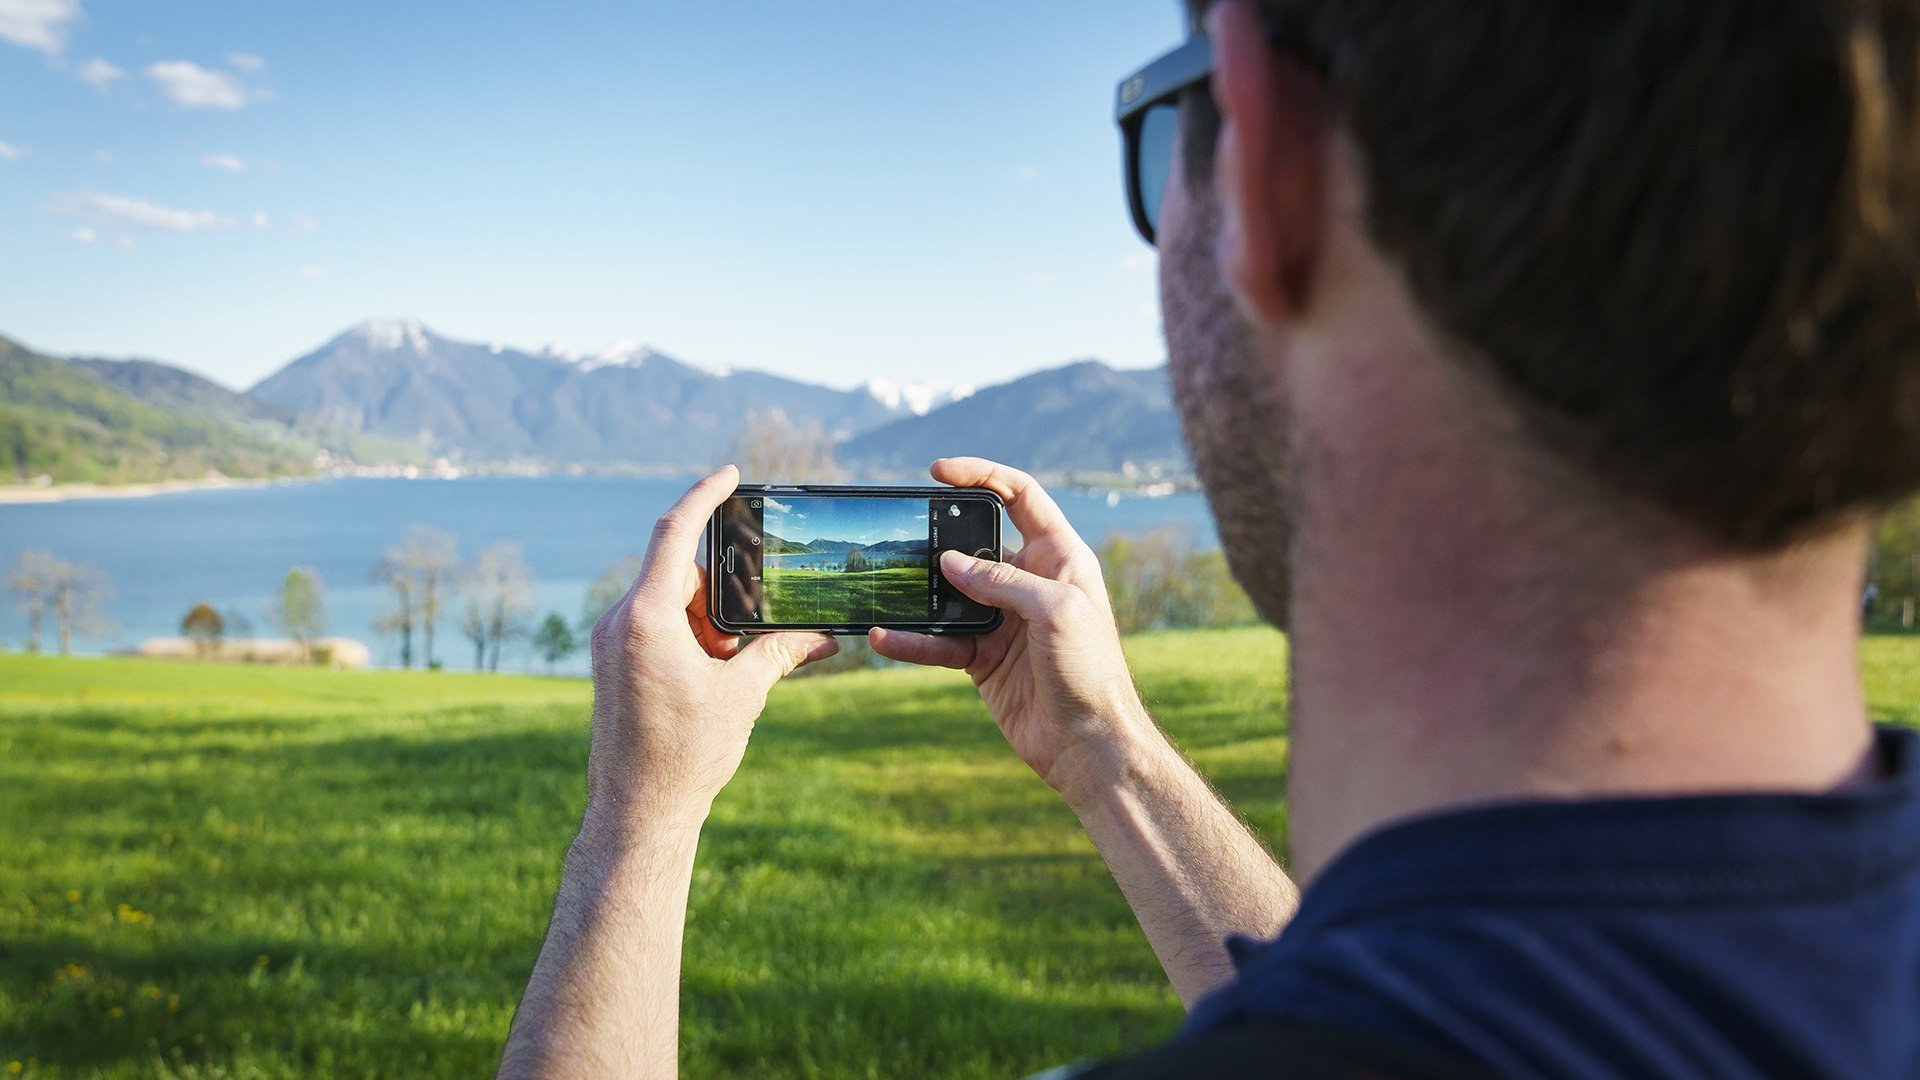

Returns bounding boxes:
[1,630,1916,1078]
[764,565,928,624]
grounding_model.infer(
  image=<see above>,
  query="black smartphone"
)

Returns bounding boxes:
[708,485,1004,635]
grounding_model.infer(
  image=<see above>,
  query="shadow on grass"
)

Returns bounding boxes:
[682,971,1180,1079]
[2,672,1229,1076]
[0,935,517,1076]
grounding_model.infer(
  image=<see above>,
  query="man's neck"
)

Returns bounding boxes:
[1279,364,1876,888]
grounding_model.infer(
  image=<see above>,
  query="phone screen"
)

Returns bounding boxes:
[712,488,1001,632]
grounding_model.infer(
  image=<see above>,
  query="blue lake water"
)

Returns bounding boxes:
[0,476,1220,673]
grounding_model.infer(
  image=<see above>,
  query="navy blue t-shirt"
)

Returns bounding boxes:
[1183,726,1920,1079]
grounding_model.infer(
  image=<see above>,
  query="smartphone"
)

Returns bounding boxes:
[708,485,1004,635]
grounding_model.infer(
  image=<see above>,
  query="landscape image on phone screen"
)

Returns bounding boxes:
[760,497,931,624]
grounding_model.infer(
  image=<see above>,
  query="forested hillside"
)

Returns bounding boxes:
[73,355,422,469]
[0,336,310,484]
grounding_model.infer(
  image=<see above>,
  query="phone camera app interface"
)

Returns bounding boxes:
[720,494,995,627]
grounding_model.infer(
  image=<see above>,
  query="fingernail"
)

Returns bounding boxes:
[809,637,841,662]
[710,464,737,479]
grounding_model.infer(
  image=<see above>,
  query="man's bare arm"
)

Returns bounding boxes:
[872,457,1298,1008]
[498,466,836,1078]
[500,820,701,1079]
[1056,722,1298,1008]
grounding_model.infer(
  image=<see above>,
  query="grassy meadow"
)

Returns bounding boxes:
[763,565,928,624]
[1,630,1917,1078]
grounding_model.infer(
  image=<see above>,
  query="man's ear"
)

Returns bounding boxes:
[1207,0,1330,324]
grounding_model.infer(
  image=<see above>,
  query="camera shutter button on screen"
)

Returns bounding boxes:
[973,548,995,561]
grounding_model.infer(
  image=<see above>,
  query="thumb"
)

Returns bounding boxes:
[727,632,839,692]
[939,550,1064,623]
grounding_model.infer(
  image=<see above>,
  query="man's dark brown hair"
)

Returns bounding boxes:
[1186,0,1920,549]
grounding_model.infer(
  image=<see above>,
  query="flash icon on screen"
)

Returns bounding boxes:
[949,505,961,517]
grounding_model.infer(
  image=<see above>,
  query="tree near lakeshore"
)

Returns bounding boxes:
[727,407,840,482]
[45,558,113,656]
[271,567,327,659]
[181,602,224,658]
[374,570,417,669]
[1099,526,1256,634]
[581,555,644,636]
[461,543,534,673]
[7,550,59,653]
[1871,498,1920,627]
[374,526,460,670]
[460,601,488,673]
[533,612,576,675]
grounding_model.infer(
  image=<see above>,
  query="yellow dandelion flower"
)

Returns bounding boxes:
[208,858,221,871]
[145,985,161,999]
[7,1061,21,1075]
[255,954,269,967]
[108,1006,123,1019]
[166,994,180,1013]
[65,890,79,902]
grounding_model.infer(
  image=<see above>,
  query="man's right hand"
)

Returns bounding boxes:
[875,458,1297,1006]
[869,457,1160,804]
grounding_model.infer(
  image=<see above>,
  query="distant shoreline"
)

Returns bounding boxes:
[0,470,1200,507]
[0,475,312,506]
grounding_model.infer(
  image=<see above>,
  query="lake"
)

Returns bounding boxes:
[0,476,1220,674]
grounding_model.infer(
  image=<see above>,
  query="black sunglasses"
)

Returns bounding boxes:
[1115,35,1214,246]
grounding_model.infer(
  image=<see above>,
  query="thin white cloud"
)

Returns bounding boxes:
[75,56,122,89]
[225,51,265,72]
[67,225,95,244]
[146,60,247,109]
[1014,164,1042,181]
[1119,252,1156,271]
[200,152,247,172]
[1026,272,1058,287]
[114,233,135,250]
[55,190,237,232]
[285,213,317,235]
[765,498,793,514]
[91,148,111,163]
[0,140,26,161]
[0,0,79,54]
[298,265,325,280]
[249,210,269,229]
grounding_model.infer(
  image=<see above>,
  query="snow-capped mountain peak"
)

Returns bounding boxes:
[867,377,976,416]
[352,318,434,354]
[577,339,656,372]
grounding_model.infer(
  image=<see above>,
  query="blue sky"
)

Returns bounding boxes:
[764,496,925,546]
[0,1,1181,392]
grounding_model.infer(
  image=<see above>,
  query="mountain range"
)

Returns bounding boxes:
[840,360,1187,474]
[0,336,387,486]
[768,537,929,555]
[3,318,1191,485]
